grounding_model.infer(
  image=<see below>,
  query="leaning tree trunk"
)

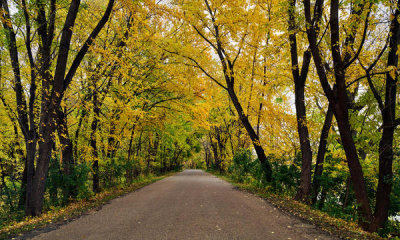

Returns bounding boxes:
[330,0,373,228]
[312,104,333,204]
[227,86,272,181]
[369,0,400,231]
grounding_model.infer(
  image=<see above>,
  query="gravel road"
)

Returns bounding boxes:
[28,169,338,240]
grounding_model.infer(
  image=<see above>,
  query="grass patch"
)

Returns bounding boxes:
[209,170,387,240]
[0,172,176,240]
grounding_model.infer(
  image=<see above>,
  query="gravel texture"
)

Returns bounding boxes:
[28,169,338,240]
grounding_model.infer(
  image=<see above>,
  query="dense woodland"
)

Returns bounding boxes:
[0,0,399,237]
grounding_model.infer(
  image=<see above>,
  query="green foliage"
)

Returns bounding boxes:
[269,154,301,194]
[228,150,300,194]
[229,149,254,183]
[46,158,92,208]
[390,169,400,218]
[100,159,125,189]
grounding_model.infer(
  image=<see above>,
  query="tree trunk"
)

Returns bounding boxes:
[318,186,327,210]
[91,90,100,193]
[126,126,135,183]
[227,86,272,181]
[57,108,74,175]
[334,92,373,228]
[209,132,220,170]
[330,0,373,228]
[369,0,399,231]
[28,120,54,216]
[1,0,115,216]
[312,104,333,204]
[107,124,116,159]
[342,177,351,210]
[293,81,313,202]
[57,107,76,200]
[303,0,373,229]
[288,0,313,202]
[215,127,226,173]
[73,108,87,160]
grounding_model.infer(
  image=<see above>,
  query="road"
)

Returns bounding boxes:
[28,170,337,240]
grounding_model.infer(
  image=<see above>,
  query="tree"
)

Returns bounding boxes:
[287,0,313,202]
[357,0,400,231]
[165,0,277,181]
[0,0,115,216]
[303,0,398,231]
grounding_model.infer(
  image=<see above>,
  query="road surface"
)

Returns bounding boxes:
[28,170,337,240]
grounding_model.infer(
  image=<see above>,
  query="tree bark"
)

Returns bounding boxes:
[303,0,374,229]
[288,0,313,202]
[90,89,100,193]
[368,0,400,231]
[57,107,76,200]
[330,0,373,228]
[312,104,333,204]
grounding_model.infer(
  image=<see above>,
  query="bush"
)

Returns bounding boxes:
[229,149,254,183]
[269,154,300,194]
[228,150,300,194]
[46,158,91,208]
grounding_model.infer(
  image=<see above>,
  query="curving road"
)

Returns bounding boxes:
[28,170,337,240]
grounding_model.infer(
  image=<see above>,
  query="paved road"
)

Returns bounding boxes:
[29,170,337,240]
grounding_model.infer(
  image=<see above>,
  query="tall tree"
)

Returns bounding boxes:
[167,0,276,180]
[303,0,399,230]
[288,0,313,202]
[0,0,115,216]
[358,0,400,231]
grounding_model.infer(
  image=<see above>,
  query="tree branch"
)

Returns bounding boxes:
[164,48,228,90]
[63,0,116,92]
[303,0,333,101]
[0,0,30,138]
[361,64,384,111]
[346,71,387,88]
[191,25,218,51]
[344,6,371,68]
[395,118,400,128]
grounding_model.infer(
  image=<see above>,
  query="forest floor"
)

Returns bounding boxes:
[19,169,340,240]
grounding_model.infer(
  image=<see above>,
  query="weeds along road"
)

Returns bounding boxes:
[28,170,337,240]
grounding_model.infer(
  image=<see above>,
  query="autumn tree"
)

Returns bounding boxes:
[0,0,115,216]
[303,0,399,231]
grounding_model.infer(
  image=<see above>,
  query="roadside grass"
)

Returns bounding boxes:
[0,172,176,240]
[209,170,388,240]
